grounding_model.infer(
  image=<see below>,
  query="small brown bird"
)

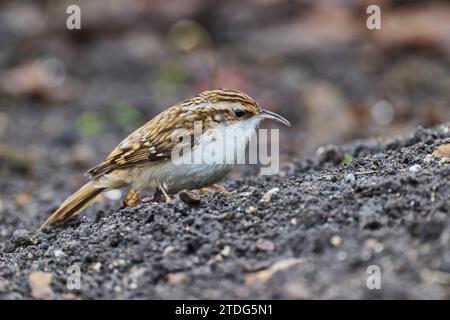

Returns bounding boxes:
[41,89,290,228]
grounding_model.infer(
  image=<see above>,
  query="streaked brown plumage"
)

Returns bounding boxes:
[41,89,290,229]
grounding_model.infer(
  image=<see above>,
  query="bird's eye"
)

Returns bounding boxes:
[234,108,246,118]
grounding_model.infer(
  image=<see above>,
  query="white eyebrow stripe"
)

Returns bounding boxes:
[183,101,237,111]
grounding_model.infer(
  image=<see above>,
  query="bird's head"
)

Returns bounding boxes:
[180,89,291,129]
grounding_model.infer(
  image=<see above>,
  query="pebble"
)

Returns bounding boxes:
[240,191,254,197]
[62,293,78,300]
[245,206,257,214]
[11,229,32,246]
[260,188,279,203]
[0,228,8,237]
[129,282,138,290]
[221,245,231,257]
[283,280,311,299]
[167,272,187,284]
[0,277,10,291]
[91,262,102,272]
[54,249,67,259]
[423,154,434,163]
[256,239,275,252]
[344,173,356,184]
[163,245,174,256]
[337,251,348,261]
[330,235,342,247]
[408,164,422,173]
[316,146,342,165]
[28,272,53,299]
[364,238,384,253]
[432,144,450,158]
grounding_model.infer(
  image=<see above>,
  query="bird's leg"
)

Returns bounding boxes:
[159,184,172,203]
[198,184,227,194]
[209,184,227,192]
[122,188,142,207]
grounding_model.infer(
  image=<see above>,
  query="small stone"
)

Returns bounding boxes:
[283,280,311,299]
[431,192,436,202]
[0,277,9,291]
[179,191,201,205]
[245,206,257,214]
[374,243,384,253]
[167,272,187,284]
[432,144,450,158]
[240,191,253,197]
[54,249,67,259]
[430,144,450,164]
[406,250,418,261]
[337,251,348,261]
[214,254,224,262]
[408,164,422,173]
[62,293,78,300]
[91,262,102,272]
[344,173,356,184]
[330,235,342,247]
[316,146,343,165]
[260,187,279,203]
[129,282,138,289]
[256,239,275,252]
[221,245,231,257]
[28,272,53,299]
[290,218,298,225]
[364,238,379,250]
[11,229,32,246]
[12,192,32,206]
[423,154,434,163]
[163,245,174,255]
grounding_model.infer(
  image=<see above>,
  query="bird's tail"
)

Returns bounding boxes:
[40,180,106,229]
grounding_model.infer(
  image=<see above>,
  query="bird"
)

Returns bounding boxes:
[40,89,291,229]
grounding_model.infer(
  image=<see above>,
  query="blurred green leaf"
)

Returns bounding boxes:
[167,20,211,52]
[341,153,354,165]
[112,102,144,130]
[156,62,188,86]
[75,112,103,136]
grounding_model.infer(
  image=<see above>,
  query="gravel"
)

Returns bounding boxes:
[0,123,450,299]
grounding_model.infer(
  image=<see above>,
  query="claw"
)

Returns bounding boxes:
[210,184,226,192]
[159,184,172,203]
[198,184,227,194]
[122,188,141,207]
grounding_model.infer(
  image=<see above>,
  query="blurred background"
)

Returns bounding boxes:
[0,0,449,201]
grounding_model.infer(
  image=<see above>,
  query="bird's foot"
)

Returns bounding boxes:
[159,184,172,203]
[122,188,142,207]
[210,184,227,192]
[198,184,229,195]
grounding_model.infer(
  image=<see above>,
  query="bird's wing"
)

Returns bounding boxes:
[87,107,205,178]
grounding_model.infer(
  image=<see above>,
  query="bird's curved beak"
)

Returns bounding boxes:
[258,109,291,127]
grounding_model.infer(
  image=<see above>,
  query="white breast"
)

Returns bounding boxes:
[130,117,261,193]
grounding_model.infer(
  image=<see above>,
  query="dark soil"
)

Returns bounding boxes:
[1,0,449,300]
[1,124,449,299]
